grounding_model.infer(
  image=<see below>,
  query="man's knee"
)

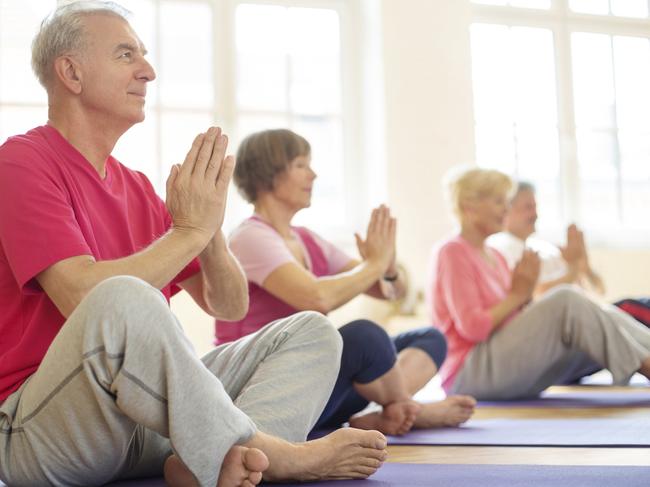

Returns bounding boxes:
[85,275,162,307]
[79,275,174,336]
[291,310,343,357]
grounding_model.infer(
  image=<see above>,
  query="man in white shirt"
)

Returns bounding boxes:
[488,181,605,297]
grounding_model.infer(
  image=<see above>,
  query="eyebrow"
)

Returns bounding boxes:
[114,42,148,56]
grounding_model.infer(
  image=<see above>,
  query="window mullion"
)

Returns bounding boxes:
[553,9,580,224]
[215,0,237,132]
[608,36,624,223]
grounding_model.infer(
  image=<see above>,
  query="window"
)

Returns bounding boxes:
[0,1,54,137]
[0,0,363,237]
[470,0,650,245]
[234,3,346,229]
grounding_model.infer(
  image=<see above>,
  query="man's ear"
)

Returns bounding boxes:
[53,55,83,95]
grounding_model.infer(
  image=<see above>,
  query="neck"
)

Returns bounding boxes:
[507,227,530,241]
[253,196,299,238]
[48,102,129,178]
[460,222,488,249]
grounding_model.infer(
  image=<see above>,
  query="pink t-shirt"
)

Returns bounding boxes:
[0,125,200,402]
[427,234,516,391]
[216,217,351,343]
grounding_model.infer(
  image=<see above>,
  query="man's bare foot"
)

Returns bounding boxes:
[349,400,421,435]
[247,428,387,482]
[413,395,476,429]
[163,446,269,487]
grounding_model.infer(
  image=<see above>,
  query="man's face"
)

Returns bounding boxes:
[75,14,156,128]
[505,189,538,239]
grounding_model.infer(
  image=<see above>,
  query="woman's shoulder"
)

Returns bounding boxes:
[435,234,469,257]
[230,217,278,240]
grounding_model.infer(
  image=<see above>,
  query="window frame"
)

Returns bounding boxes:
[470,0,650,246]
[0,0,368,240]
[222,0,364,239]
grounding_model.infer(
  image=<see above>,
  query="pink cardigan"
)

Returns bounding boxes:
[427,234,517,390]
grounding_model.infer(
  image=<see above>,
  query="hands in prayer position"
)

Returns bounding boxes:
[166,126,235,246]
[355,204,398,276]
[511,249,541,303]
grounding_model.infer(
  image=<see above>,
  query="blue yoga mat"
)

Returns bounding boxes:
[387,417,650,447]
[478,389,650,408]
[267,463,650,487]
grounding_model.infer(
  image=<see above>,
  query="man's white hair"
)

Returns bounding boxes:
[31,1,132,89]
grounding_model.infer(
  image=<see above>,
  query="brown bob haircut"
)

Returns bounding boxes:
[234,129,311,203]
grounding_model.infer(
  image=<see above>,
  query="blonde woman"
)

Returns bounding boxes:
[427,167,650,400]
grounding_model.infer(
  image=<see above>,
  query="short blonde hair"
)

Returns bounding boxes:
[445,166,513,219]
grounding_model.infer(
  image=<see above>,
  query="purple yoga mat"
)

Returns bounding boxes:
[266,463,650,487]
[478,389,650,408]
[4,463,650,486]
[387,417,650,446]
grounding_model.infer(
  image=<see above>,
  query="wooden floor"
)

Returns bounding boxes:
[385,384,650,466]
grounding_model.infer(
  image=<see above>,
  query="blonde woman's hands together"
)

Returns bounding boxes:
[355,205,396,274]
[511,249,541,302]
[165,127,235,244]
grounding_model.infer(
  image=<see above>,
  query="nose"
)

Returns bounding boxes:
[137,57,156,82]
[309,167,317,180]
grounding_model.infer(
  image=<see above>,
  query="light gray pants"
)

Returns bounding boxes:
[452,285,650,400]
[0,276,341,487]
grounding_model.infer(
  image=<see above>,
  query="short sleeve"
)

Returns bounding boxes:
[305,230,353,274]
[0,145,92,293]
[229,222,296,285]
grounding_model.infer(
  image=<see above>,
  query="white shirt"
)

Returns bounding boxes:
[487,231,568,284]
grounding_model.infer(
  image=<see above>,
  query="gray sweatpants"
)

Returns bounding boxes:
[452,285,650,400]
[0,276,341,487]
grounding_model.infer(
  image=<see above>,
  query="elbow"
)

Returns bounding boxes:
[294,289,333,315]
[211,292,249,321]
[229,294,250,321]
[55,288,90,319]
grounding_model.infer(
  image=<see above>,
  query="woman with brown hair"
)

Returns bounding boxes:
[217,129,476,435]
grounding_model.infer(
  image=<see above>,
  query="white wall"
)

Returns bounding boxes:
[381,0,476,292]
[175,0,650,355]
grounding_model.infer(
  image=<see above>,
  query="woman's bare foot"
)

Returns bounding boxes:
[349,400,421,435]
[163,446,269,487]
[247,428,387,482]
[413,395,476,429]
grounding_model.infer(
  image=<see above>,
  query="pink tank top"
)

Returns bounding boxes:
[215,217,330,344]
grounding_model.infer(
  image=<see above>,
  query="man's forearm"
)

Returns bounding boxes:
[39,228,208,318]
[95,228,205,287]
[198,232,249,320]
